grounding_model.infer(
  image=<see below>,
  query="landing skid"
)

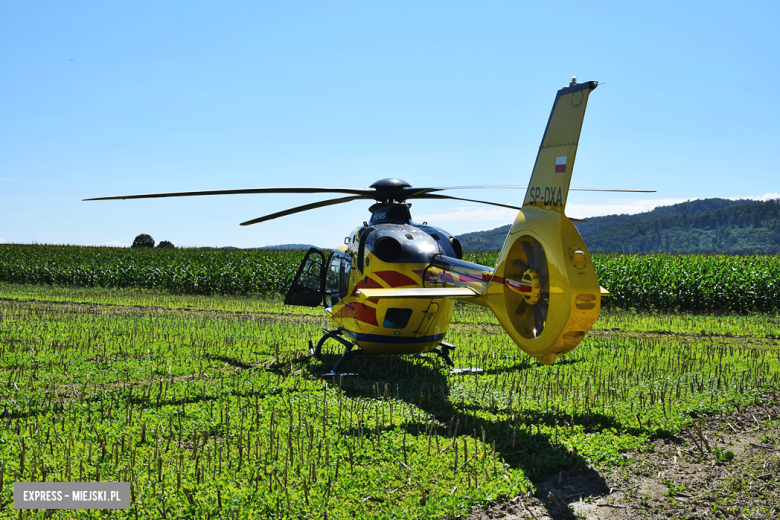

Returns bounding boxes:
[309,329,362,378]
[309,331,483,378]
[428,341,483,375]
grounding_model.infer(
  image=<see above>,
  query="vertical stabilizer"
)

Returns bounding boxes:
[523,79,598,212]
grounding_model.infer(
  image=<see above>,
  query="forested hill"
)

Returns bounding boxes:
[574,198,752,236]
[456,198,780,253]
[585,200,780,253]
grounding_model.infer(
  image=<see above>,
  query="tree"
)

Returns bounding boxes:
[131,234,155,248]
[157,240,174,249]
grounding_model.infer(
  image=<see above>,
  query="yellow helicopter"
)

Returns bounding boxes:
[85,78,652,376]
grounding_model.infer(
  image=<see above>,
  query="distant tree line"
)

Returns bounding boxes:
[132,234,175,249]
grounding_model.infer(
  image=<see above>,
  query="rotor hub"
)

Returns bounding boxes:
[368,178,414,203]
[369,178,411,189]
[521,268,542,305]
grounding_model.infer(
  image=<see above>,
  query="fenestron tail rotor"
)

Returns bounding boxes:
[514,237,549,338]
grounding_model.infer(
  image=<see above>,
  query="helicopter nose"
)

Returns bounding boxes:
[367,228,440,264]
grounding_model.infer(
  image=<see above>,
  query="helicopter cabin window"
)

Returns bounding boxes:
[383,308,413,329]
[326,251,352,306]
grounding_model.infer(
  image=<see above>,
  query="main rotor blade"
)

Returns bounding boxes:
[407,185,655,193]
[84,185,654,203]
[84,187,376,201]
[409,193,522,211]
[240,195,367,226]
[569,188,655,192]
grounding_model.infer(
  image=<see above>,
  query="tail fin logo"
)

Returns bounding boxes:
[555,156,567,173]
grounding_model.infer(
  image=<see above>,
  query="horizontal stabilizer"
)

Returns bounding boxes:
[600,286,611,296]
[356,288,478,299]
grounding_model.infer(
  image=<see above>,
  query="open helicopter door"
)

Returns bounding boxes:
[284,247,327,307]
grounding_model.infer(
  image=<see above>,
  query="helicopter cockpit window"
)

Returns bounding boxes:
[326,252,352,306]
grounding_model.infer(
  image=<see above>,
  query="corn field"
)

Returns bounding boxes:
[0,245,778,312]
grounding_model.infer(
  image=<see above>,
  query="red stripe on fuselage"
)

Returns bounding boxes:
[351,276,382,303]
[374,270,419,288]
[333,302,379,326]
[490,275,532,293]
[455,273,484,285]
[410,268,532,294]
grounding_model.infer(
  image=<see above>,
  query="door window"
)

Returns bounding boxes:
[326,251,352,306]
[284,248,326,307]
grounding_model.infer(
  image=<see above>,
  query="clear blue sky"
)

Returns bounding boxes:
[2,1,778,248]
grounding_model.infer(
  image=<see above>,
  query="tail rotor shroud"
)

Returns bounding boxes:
[514,237,550,338]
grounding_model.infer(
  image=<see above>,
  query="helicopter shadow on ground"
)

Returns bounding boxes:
[475,355,584,378]
[207,354,255,370]
[300,349,615,516]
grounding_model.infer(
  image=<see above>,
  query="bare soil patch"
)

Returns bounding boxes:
[467,402,780,519]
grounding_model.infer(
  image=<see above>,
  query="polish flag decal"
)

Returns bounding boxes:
[555,156,567,173]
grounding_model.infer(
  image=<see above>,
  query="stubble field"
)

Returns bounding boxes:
[0,282,779,519]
